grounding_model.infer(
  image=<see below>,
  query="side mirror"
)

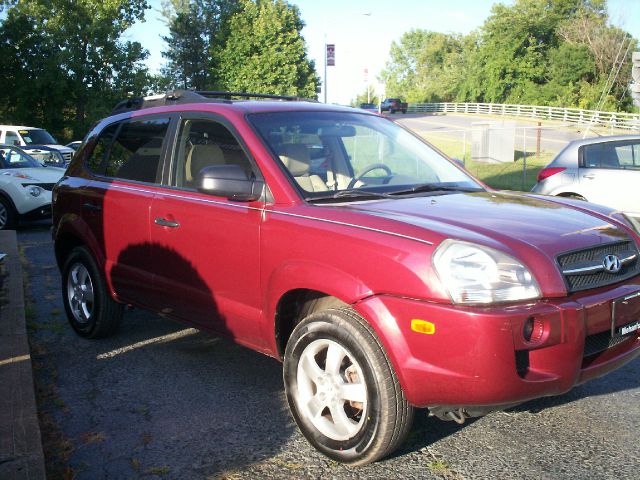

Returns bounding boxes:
[196,164,264,201]
[452,158,466,169]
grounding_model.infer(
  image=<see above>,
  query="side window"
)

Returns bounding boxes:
[582,142,621,169]
[103,118,170,183]
[5,131,20,146]
[86,123,119,174]
[615,143,640,169]
[172,119,254,189]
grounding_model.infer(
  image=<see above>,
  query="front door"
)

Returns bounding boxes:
[578,140,640,213]
[149,116,265,347]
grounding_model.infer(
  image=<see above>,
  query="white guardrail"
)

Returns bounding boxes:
[408,102,640,131]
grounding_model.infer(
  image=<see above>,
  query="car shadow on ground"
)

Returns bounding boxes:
[20,229,295,478]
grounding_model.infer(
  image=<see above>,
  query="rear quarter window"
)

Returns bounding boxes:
[86,118,170,183]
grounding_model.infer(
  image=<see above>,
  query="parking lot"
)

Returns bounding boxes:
[17,224,640,479]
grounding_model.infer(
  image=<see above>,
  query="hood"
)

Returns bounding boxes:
[2,167,65,183]
[26,144,74,154]
[337,191,632,258]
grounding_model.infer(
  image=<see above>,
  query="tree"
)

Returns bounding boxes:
[0,0,151,140]
[218,0,319,97]
[160,0,240,90]
[352,86,378,107]
[380,30,464,102]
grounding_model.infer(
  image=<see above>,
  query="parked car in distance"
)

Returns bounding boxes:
[358,102,378,113]
[532,135,640,221]
[0,145,65,229]
[22,145,67,168]
[0,125,75,164]
[52,90,640,465]
[66,141,82,151]
[380,98,408,114]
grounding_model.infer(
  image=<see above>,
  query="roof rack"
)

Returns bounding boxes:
[112,89,314,114]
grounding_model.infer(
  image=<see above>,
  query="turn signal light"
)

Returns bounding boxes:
[411,319,436,335]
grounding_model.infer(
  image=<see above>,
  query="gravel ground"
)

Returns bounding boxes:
[19,225,640,480]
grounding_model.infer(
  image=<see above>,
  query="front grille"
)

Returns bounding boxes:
[583,331,636,357]
[557,241,640,293]
[63,151,73,162]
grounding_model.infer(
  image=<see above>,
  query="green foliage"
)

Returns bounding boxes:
[161,0,240,90]
[381,0,638,112]
[381,30,464,102]
[218,0,319,98]
[352,86,378,107]
[0,0,150,140]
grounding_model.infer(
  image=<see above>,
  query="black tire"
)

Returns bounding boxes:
[61,246,123,338]
[0,196,17,230]
[402,109,407,114]
[283,307,414,465]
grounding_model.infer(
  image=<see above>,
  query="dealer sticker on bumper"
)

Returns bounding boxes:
[619,320,640,336]
[612,290,640,337]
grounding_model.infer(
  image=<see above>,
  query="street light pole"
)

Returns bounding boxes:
[324,39,327,104]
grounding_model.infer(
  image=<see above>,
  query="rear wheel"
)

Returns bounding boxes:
[283,307,414,465]
[0,196,16,230]
[62,247,123,338]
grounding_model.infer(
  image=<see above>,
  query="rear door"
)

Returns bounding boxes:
[578,140,640,213]
[82,115,172,307]
[149,114,265,346]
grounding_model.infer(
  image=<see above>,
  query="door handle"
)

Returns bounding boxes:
[82,202,102,212]
[582,174,596,179]
[154,217,180,228]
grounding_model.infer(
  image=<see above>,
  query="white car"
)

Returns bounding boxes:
[0,125,75,164]
[532,135,640,220]
[0,145,65,230]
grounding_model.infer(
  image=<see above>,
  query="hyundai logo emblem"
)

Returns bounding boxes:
[602,254,622,273]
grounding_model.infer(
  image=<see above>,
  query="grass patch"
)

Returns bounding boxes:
[423,135,552,191]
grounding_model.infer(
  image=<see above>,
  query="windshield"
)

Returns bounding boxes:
[249,111,482,200]
[19,128,57,145]
[0,147,42,169]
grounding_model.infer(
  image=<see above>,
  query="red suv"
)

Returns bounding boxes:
[52,91,640,465]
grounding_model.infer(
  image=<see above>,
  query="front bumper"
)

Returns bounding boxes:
[19,203,52,221]
[355,280,640,408]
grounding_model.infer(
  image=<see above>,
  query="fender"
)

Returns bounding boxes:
[54,213,106,275]
[264,260,375,348]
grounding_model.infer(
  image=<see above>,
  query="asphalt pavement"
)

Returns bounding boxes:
[20,225,640,479]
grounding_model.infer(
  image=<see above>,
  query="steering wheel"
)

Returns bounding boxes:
[347,163,393,189]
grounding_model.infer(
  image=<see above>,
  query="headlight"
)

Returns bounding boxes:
[621,214,640,236]
[27,185,43,197]
[433,240,541,305]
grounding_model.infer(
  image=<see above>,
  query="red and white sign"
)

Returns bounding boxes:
[326,44,335,66]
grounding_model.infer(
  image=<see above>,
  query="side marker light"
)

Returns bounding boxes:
[411,319,435,335]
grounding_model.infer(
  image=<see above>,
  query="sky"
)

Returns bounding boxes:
[125,0,640,105]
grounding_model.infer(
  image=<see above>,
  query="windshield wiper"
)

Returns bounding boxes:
[387,183,483,196]
[307,189,391,202]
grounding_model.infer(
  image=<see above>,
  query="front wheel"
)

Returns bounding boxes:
[283,308,414,465]
[62,246,123,338]
[0,196,17,230]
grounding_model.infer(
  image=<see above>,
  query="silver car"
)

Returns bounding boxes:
[532,135,640,219]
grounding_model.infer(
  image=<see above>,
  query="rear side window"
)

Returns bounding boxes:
[86,123,119,173]
[582,141,640,170]
[87,117,170,183]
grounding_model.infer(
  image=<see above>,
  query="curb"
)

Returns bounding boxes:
[0,230,46,480]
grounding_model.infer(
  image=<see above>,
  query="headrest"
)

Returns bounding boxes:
[279,144,310,176]
[191,144,225,176]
